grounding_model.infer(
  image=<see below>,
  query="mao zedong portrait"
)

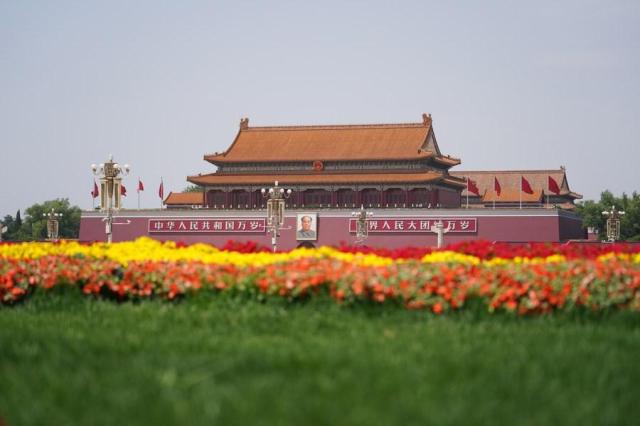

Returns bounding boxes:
[296,215,317,240]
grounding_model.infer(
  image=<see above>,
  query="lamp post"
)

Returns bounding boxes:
[351,205,373,245]
[91,155,130,243]
[42,208,63,241]
[602,206,625,242]
[261,181,292,252]
[430,220,452,249]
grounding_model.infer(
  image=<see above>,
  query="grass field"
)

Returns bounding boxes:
[1,289,639,426]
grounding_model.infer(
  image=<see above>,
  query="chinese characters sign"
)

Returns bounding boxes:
[348,218,477,233]
[149,218,266,233]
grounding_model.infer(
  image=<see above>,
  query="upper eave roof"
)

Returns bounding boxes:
[204,114,459,164]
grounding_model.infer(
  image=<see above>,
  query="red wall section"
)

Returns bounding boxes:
[80,209,584,248]
[437,190,461,208]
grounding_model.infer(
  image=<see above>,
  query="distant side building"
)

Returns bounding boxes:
[451,169,582,209]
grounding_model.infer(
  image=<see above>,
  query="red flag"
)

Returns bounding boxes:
[494,177,501,196]
[120,184,127,197]
[91,180,99,198]
[137,179,144,193]
[159,179,164,199]
[548,176,561,195]
[467,177,480,196]
[521,176,534,194]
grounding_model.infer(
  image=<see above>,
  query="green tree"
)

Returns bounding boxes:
[24,199,81,240]
[620,192,640,241]
[575,199,605,238]
[2,199,81,241]
[576,190,640,241]
[1,214,16,241]
[0,212,30,241]
[183,185,203,193]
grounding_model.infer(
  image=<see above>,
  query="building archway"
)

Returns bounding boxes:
[360,188,380,208]
[303,189,331,208]
[409,188,428,207]
[207,190,227,209]
[385,188,405,207]
[231,190,251,209]
[337,188,357,208]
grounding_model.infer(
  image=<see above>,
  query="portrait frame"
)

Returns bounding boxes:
[296,213,318,241]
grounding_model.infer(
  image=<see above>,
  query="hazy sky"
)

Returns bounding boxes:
[1,0,639,218]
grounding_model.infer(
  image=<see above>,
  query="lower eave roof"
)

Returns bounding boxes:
[164,191,205,205]
[188,171,455,187]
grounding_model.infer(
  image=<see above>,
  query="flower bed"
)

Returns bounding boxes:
[2,238,640,314]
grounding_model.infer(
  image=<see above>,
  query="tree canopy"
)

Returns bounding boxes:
[182,185,203,193]
[575,190,640,241]
[1,199,81,241]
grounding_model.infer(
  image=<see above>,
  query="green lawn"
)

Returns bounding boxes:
[1,289,639,426]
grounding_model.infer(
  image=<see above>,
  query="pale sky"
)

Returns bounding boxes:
[1,0,639,218]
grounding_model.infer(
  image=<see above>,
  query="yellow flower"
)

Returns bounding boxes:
[421,251,480,265]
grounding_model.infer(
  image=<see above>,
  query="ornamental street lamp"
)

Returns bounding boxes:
[261,181,292,252]
[91,155,130,243]
[430,220,452,249]
[602,206,625,242]
[351,205,373,245]
[42,208,62,241]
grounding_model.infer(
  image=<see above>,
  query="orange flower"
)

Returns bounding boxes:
[406,300,426,310]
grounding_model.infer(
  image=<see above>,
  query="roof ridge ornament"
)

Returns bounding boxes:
[422,113,432,126]
[240,117,249,130]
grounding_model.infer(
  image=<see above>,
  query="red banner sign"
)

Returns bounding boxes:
[349,218,477,233]
[149,218,266,233]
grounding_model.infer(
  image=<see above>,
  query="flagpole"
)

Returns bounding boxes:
[137,177,140,210]
[519,176,522,210]
[91,180,97,210]
[466,177,469,209]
